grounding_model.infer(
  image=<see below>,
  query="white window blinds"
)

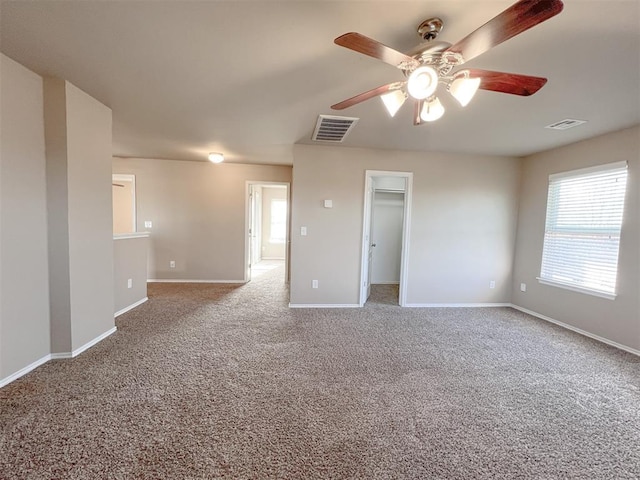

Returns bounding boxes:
[539,161,628,298]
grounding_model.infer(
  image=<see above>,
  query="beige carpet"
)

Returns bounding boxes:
[1,264,639,479]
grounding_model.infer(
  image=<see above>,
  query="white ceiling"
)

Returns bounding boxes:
[1,1,638,165]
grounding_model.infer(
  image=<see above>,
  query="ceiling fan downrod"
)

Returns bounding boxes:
[417,18,443,41]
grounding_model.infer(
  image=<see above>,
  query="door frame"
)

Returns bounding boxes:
[359,170,413,306]
[244,181,291,283]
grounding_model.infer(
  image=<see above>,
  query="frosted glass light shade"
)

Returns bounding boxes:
[208,152,224,163]
[380,90,407,117]
[420,97,445,122]
[407,66,438,100]
[449,76,481,107]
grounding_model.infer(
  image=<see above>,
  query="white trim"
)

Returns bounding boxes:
[360,170,413,307]
[1,327,119,388]
[71,327,118,357]
[405,303,511,308]
[50,352,72,360]
[112,173,137,233]
[372,281,400,285]
[548,160,627,182]
[288,303,361,308]
[510,304,640,357]
[259,257,285,260]
[536,277,616,300]
[0,354,52,388]
[115,297,148,317]
[245,180,291,284]
[113,232,149,240]
[147,279,245,284]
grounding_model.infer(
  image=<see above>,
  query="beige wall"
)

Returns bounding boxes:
[1,56,117,385]
[512,126,640,351]
[290,144,521,305]
[112,157,292,281]
[114,235,148,314]
[45,79,115,353]
[65,83,115,351]
[0,54,51,379]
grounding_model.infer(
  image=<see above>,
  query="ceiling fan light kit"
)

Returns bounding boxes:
[407,66,439,100]
[449,73,482,107]
[331,0,564,125]
[381,89,408,117]
[420,97,445,122]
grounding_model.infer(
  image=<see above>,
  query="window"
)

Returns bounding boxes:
[539,161,628,299]
[269,199,287,244]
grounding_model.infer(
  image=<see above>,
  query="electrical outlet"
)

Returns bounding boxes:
[489,280,496,289]
[170,260,176,268]
[312,280,318,289]
[144,220,153,229]
[520,283,527,292]
[127,278,133,289]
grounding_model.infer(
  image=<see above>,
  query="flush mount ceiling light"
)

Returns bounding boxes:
[208,152,224,163]
[330,0,562,125]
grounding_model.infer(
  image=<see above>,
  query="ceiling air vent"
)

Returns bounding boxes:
[312,115,359,142]
[545,119,587,130]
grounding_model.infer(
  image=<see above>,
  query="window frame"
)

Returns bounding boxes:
[269,198,287,244]
[537,161,628,300]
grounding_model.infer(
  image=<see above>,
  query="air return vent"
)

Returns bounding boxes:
[545,119,587,130]
[312,115,359,142]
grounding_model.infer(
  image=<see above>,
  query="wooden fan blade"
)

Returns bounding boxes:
[335,32,419,69]
[413,100,424,126]
[331,82,405,110]
[445,0,564,64]
[467,69,548,95]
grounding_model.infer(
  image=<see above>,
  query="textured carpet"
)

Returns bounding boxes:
[1,265,639,479]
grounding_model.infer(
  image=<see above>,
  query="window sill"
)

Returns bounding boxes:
[536,277,616,300]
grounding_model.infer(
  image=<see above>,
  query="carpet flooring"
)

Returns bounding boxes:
[1,264,639,479]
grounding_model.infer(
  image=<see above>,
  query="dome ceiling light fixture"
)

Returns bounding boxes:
[330,0,563,125]
[208,152,224,163]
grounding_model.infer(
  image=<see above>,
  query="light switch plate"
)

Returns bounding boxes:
[301,226,307,236]
[324,200,333,208]
[144,220,153,229]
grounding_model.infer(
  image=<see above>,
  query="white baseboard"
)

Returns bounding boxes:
[115,297,148,318]
[71,327,117,357]
[50,352,72,360]
[148,279,245,284]
[1,326,118,389]
[50,326,118,360]
[288,303,361,308]
[0,354,52,388]
[510,304,640,357]
[260,257,285,260]
[405,303,511,308]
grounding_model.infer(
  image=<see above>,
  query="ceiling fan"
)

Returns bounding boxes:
[331,0,564,125]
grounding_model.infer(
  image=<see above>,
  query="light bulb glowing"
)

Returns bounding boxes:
[380,90,407,117]
[449,75,481,107]
[407,66,438,100]
[420,97,445,122]
[208,152,224,163]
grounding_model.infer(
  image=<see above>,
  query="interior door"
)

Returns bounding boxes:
[247,185,259,281]
[363,185,375,301]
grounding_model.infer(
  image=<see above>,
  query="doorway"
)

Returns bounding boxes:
[360,171,412,306]
[245,182,290,283]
